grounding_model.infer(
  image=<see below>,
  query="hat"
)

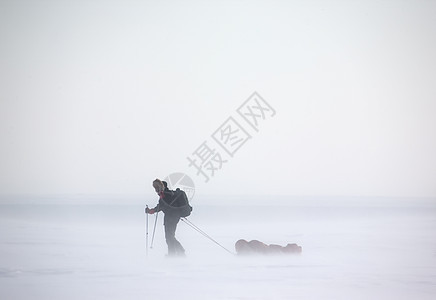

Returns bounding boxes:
[152,179,164,192]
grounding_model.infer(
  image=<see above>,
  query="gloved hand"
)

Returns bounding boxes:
[145,207,155,214]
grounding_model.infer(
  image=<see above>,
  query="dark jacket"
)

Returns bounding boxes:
[152,188,192,218]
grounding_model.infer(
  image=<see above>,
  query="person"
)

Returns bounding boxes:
[146,179,186,256]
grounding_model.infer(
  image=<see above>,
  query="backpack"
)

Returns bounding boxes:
[169,188,192,217]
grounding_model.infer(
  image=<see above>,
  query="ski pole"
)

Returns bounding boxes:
[145,205,149,257]
[150,211,159,249]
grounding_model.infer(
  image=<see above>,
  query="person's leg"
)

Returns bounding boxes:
[164,218,177,255]
[172,217,185,255]
[164,217,184,256]
[173,229,185,256]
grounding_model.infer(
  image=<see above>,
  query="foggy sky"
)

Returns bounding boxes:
[1,0,435,198]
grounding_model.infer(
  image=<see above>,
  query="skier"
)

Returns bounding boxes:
[146,179,186,256]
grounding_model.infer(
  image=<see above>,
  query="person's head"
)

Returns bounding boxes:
[162,181,168,190]
[152,179,164,194]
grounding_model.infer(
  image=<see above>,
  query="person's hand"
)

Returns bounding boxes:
[145,207,155,214]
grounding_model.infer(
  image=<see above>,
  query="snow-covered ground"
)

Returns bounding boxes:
[1,196,435,300]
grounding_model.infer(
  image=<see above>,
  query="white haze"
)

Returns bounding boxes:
[0,0,435,198]
[0,196,435,300]
[1,1,436,299]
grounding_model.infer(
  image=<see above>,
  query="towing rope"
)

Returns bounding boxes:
[181,217,235,255]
